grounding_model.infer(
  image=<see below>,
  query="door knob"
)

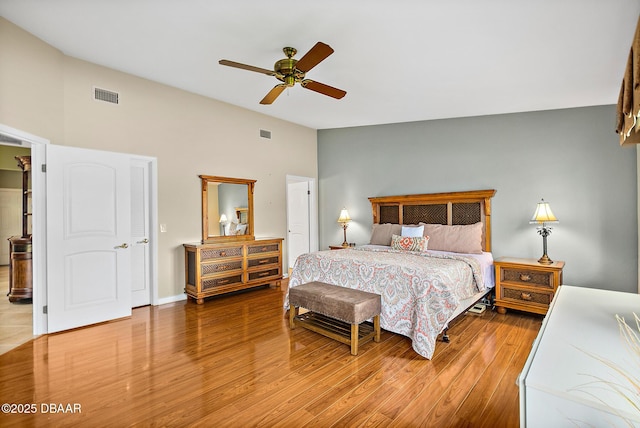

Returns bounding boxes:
[115,243,129,249]
[137,238,149,244]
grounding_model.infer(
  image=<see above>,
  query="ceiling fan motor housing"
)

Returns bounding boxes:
[274,58,304,86]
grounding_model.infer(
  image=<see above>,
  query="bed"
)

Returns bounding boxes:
[286,189,497,359]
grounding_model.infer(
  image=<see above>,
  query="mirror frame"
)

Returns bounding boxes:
[200,175,256,243]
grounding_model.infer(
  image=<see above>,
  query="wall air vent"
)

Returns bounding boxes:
[259,129,271,139]
[93,87,119,104]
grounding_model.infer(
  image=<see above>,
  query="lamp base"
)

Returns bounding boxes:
[537,254,553,265]
[341,223,349,247]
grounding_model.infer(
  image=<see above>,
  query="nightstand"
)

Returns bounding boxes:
[494,257,564,315]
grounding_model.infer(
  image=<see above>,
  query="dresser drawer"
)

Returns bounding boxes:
[499,285,554,307]
[247,255,279,268]
[201,259,243,276]
[200,246,243,261]
[248,268,281,282]
[201,274,243,291]
[247,243,280,255]
[499,266,554,288]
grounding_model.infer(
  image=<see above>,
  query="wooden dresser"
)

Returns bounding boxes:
[494,257,564,315]
[519,285,640,427]
[183,237,283,304]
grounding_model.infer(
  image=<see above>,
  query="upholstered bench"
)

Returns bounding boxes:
[289,281,381,355]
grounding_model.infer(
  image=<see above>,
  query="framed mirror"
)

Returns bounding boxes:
[200,175,255,243]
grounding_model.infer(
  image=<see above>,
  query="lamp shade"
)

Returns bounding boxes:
[219,214,228,223]
[337,208,351,224]
[530,199,558,224]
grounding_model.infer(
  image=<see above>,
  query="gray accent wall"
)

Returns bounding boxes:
[318,105,638,293]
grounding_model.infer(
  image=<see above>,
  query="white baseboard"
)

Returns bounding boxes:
[156,293,187,305]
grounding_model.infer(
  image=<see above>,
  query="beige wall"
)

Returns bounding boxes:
[0,18,318,299]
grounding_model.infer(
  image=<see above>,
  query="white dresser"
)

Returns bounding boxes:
[519,285,640,427]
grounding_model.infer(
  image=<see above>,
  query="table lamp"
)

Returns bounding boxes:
[530,199,558,264]
[338,208,351,247]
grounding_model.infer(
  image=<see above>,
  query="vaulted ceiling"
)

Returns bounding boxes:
[1,1,639,129]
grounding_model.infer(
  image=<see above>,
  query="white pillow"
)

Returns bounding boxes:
[401,225,424,238]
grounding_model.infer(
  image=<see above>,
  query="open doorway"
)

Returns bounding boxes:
[0,142,34,354]
[0,124,159,348]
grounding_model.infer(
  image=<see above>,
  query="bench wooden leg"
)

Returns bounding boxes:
[289,305,298,329]
[351,323,359,355]
[373,315,380,342]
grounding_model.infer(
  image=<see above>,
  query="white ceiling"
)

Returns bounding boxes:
[1,1,639,130]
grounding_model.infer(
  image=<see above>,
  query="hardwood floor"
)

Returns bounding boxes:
[0,281,542,427]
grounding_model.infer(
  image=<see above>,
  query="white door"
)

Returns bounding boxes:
[46,144,131,333]
[130,159,151,307]
[0,189,22,265]
[287,179,311,270]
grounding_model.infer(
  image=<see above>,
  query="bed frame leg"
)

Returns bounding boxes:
[442,327,450,343]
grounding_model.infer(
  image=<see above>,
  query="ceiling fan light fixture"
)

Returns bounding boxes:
[219,41,346,104]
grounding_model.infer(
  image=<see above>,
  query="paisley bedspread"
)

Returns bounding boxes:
[285,247,486,359]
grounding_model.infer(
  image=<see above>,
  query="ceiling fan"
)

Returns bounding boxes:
[219,42,347,105]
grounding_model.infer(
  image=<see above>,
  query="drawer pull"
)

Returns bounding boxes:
[261,247,268,252]
[218,279,230,285]
[521,292,532,301]
[519,274,531,282]
[219,251,227,257]
[258,259,269,264]
[258,272,270,277]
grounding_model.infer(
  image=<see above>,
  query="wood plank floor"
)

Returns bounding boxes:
[0,281,542,427]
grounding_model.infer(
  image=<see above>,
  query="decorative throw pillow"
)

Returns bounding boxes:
[391,234,429,252]
[401,225,424,237]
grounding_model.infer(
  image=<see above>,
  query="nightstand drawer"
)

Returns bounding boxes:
[499,267,554,288]
[499,285,554,307]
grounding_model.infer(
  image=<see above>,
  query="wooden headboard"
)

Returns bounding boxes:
[368,189,497,252]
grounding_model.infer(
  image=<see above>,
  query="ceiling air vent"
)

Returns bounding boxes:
[93,87,119,104]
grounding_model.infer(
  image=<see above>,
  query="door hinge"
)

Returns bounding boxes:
[43,305,48,314]
[41,164,47,173]
[307,190,311,195]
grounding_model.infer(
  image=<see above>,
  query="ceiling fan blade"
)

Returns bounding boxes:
[219,59,276,76]
[294,42,334,72]
[260,84,287,105]
[301,80,346,99]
